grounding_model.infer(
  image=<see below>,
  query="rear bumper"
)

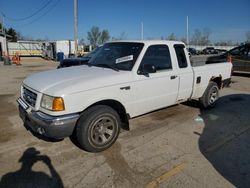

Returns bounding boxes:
[19,105,79,139]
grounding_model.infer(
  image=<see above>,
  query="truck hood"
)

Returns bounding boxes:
[23,66,133,96]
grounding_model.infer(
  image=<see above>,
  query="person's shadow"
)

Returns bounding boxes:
[0,147,64,188]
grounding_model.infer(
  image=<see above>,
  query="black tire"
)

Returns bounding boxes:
[76,105,121,152]
[199,81,219,109]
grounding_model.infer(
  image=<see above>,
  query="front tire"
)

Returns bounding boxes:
[76,105,121,152]
[199,81,219,109]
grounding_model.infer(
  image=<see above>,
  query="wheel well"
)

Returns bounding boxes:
[210,76,222,89]
[87,100,130,131]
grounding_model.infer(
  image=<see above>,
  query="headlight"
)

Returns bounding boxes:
[41,94,65,111]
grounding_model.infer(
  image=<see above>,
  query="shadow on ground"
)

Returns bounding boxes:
[0,147,63,188]
[232,72,250,78]
[199,94,250,187]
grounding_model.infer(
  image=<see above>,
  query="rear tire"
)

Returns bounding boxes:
[199,81,219,109]
[76,105,120,152]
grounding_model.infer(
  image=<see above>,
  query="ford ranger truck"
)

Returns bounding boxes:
[17,41,232,152]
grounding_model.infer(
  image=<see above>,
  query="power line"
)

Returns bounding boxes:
[3,0,61,28]
[23,0,61,25]
[2,0,53,21]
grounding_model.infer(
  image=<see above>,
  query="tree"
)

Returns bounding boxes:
[214,40,233,46]
[78,38,85,46]
[190,29,201,45]
[87,26,110,47]
[200,28,211,45]
[180,37,187,44]
[6,27,18,42]
[167,33,177,41]
[99,29,110,44]
[112,32,127,41]
[190,28,211,46]
[87,26,101,48]
[246,31,250,42]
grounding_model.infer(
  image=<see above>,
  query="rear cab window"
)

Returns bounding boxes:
[139,45,172,71]
[174,44,188,68]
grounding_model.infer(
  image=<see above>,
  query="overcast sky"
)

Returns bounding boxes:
[1,0,250,43]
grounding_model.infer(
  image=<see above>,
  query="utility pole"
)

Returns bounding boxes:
[141,22,144,40]
[186,16,189,47]
[74,0,78,55]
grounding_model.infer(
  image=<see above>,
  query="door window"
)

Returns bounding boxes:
[139,45,172,71]
[174,44,188,68]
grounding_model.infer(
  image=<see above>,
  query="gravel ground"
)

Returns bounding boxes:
[0,58,249,188]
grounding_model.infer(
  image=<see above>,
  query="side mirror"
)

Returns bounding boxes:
[138,64,156,76]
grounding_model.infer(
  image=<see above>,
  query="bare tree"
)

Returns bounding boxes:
[78,38,85,46]
[167,33,177,41]
[180,37,187,44]
[246,31,250,42]
[190,28,211,46]
[200,28,211,45]
[118,32,127,40]
[214,40,233,46]
[87,26,110,47]
[190,29,202,45]
[87,26,101,48]
[112,32,127,41]
[99,30,110,44]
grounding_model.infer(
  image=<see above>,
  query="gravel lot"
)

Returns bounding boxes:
[0,58,249,188]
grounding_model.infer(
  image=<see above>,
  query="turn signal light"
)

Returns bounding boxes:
[52,97,65,111]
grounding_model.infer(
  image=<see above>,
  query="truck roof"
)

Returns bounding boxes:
[107,40,185,46]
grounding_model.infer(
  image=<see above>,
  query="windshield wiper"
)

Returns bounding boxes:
[94,64,119,72]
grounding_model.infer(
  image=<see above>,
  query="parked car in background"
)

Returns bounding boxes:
[196,49,202,55]
[188,48,198,55]
[206,43,250,73]
[202,47,216,54]
[215,49,227,54]
[57,46,102,69]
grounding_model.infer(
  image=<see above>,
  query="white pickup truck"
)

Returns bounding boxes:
[18,41,232,152]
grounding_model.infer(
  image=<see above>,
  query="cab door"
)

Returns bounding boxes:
[133,45,179,116]
[173,44,193,101]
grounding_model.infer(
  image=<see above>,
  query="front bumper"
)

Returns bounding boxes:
[18,101,79,139]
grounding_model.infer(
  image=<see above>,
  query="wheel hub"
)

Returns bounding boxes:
[91,116,115,145]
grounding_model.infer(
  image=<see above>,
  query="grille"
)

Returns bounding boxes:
[23,87,37,107]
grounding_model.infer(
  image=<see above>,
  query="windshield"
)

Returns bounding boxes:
[88,42,144,71]
[84,46,102,58]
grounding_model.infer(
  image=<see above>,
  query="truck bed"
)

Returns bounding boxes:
[191,62,232,99]
[190,55,226,67]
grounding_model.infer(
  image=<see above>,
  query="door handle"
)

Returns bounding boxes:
[170,75,178,80]
[120,86,131,90]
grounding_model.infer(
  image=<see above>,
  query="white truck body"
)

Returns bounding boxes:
[18,40,232,152]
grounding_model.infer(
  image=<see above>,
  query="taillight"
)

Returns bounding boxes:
[227,55,232,63]
[227,55,233,76]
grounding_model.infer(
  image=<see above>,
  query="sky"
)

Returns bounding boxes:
[0,0,249,43]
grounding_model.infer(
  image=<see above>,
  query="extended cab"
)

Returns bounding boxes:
[17,41,232,152]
